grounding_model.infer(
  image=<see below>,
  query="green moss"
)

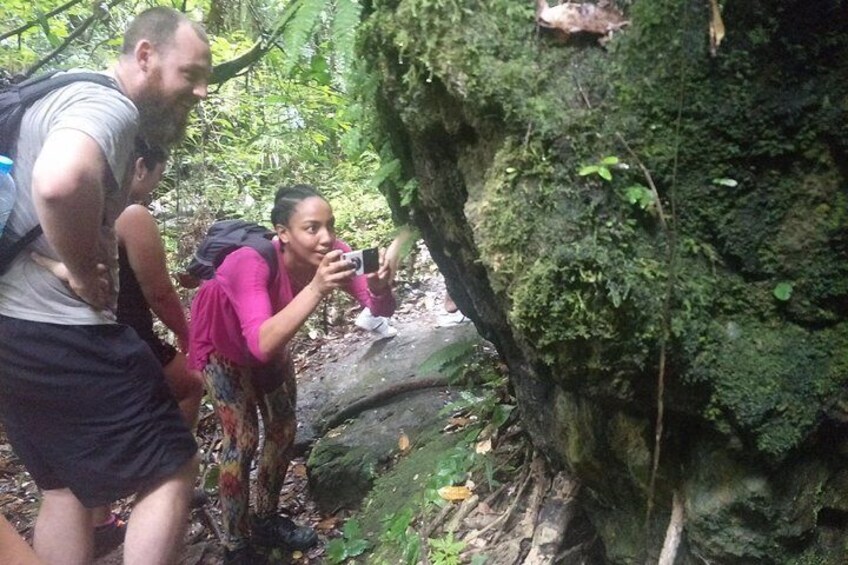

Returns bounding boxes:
[688,322,848,458]
[356,432,467,563]
[362,0,848,463]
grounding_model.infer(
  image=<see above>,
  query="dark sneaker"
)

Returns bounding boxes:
[223,545,267,565]
[93,514,126,558]
[252,515,319,551]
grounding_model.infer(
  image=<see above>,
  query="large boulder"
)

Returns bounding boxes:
[359,0,848,561]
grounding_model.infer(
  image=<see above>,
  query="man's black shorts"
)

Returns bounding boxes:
[143,332,178,367]
[0,315,197,508]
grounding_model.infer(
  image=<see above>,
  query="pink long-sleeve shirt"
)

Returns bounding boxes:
[188,238,395,370]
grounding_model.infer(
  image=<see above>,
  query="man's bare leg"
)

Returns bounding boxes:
[1,515,41,565]
[123,455,198,565]
[33,488,94,565]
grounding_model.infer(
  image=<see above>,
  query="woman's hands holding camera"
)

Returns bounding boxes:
[366,248,393,295]
[308,250,355,296]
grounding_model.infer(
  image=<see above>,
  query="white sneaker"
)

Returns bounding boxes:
[436,311,471,328]
[355,309,398,339]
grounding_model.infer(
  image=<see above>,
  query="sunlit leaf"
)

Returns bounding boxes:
[438,485,472,501]
[711,178,738,187]
[773,282,793,301]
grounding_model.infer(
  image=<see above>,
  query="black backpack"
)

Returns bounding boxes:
[186,219,279,281]
[0,70,121,275]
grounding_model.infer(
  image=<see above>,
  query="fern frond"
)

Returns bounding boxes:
[419,340,477,380]
[278,0,329,76]
[330,0,362,86]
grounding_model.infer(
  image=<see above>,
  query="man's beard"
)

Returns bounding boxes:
[136,98,190,148]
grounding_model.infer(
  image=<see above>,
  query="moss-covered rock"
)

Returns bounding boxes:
[360,0,848,560]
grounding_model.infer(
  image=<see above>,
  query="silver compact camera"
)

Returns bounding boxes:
[341,247,379,275]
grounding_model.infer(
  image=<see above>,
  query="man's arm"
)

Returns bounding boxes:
[116,204,190,351]
[31,129,112,310]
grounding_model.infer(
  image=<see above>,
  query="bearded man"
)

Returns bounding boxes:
[0,7,211,564]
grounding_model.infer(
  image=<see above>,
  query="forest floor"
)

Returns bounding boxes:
[0,250,599,564]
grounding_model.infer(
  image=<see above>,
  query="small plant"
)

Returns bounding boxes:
[326,519,370,564]
[578,155,621,181]
[773,281,793,301]
[419,340,479,383]
[429,533,466,565]
[623,183,655,209]
[380,508,421,565]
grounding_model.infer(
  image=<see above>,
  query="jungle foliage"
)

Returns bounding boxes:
[0,0,395,272]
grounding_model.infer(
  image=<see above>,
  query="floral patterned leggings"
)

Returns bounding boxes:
[202,354,297,550]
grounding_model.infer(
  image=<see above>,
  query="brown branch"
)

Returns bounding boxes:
[0,0,86,42]
[210,38,269,85]
[210,1,301,86]
[24,0,127,79]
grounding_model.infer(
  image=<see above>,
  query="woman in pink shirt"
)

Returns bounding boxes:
[189,184,395,564]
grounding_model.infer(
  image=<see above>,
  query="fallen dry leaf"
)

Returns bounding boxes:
[709,0,725,56]
[536,0,629,41]
[398,432,411,452]
[438,485,472,501]
[474,438,492,455]
[316,516,339,532]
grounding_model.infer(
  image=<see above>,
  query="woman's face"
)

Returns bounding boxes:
[277,196,336,267]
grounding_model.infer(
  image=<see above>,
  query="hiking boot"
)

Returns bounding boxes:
[223,545,266,565]
[252,514,319,551]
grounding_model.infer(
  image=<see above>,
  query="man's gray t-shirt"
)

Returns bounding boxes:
[0,73,138,325]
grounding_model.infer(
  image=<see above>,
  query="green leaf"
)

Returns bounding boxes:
[343,518,363,540]
[773,282,793,301]
[279,0,329,76]
[419,340,477,376]
[203,465,220,490]
[598,167,613,181]
[331,0,362,86]
[346,538,369,556]
[400,178,419,207]
[712,177,738,187]
[371,159,401,188]
[491,403,515,428]
[600,156,620,166]
[578,165,598,176]
[624,184,654,209]
[326,538,348,564]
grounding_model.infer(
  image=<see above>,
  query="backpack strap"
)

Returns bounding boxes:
[251,237,279,283]
[0,71,121,275]
[0,224,43,275]
[15,71,120,106]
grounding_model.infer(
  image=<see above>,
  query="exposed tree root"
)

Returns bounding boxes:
[318,375,454,433]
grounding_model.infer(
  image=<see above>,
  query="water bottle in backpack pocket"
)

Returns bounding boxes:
[0,155,15,239]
